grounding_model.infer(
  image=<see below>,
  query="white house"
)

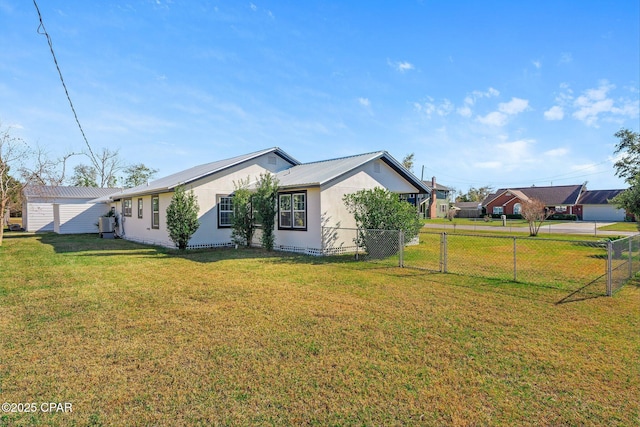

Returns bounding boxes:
[100,147,429,254]
[101,147,299,248]
[22,186,118,232]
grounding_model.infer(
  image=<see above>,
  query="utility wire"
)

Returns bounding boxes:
[32,0,98,166]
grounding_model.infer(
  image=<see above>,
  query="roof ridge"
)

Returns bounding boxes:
[294,150,384,166]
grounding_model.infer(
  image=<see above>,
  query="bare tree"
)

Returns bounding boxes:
[23,145,78,186]
[74,148,124,188]
[521,198,554,236]
[0,124,29,245]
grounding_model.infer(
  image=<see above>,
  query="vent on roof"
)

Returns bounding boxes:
[268,155,277,165]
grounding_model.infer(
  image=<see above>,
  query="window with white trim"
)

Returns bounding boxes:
[493,206,504,215]
[279,192,306,230]
[123,198,132,217]
[151,195,160,229]
[138,198,143,218]
[218,196,234,228]
[513,203,521,215]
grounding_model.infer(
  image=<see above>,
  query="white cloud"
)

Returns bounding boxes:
[559,52,573,64]
[249,2,257,11]
[544,148,568,157]
[455,88,499,117]
[477,111,508,126]
[358,97,370,107]
[544,105,564,120]
[476,97,528,126]
[457,105,472,117]
[571,81,639,126]
[388,59,414,73]
[498,97,529,115]
[532,60,542,69]
[414,97,454,119]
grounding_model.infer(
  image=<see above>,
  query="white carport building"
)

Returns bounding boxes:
[22,186,120,233]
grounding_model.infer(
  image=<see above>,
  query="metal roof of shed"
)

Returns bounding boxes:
[23,185,121,200]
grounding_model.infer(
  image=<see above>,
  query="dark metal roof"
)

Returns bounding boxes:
[578,189,625,205]
[423,181,452,192]
[23,185,121,199]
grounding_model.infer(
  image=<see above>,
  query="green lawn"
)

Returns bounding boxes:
[0,233,638,426]
[599,222,640,232]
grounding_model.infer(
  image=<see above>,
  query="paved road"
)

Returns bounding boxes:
[422,221,639,237]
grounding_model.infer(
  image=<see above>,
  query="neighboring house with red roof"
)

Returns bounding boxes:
[482,184,586,217]
[482,184,632,222]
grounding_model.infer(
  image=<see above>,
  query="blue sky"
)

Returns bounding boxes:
[1,1,638,193]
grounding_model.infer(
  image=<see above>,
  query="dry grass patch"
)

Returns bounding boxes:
[0,233,638,426]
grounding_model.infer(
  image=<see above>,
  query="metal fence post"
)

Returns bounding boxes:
[607,240,613,296]
[513,237,517,282]
[629,237,633,279]
[399,230,404,268]
[441,232,448,273]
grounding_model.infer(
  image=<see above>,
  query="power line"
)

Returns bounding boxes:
[32,0,98,165]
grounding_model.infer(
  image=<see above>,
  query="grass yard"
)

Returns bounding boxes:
[599,222,640,232]
[0,233,638,426]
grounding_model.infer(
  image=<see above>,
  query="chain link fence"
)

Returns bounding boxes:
[322,227,403,266]
[322,227,640,296]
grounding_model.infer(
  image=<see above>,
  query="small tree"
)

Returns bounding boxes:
[402,153,415,172]
[610,128,640,228]
[521,198,553,236]
[0,124,29,246]
[343,187,422,256]
[253,173,279,251]
[166,186,200,250]
[231,177,254,247]
[123,163,158,188]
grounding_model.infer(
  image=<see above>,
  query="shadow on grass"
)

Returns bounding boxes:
[3,231,37,239]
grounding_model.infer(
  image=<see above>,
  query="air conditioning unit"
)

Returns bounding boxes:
[99,216,115,238]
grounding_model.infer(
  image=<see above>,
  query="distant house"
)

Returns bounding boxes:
[577,189,628,221]
[454,201,483,218]
[100,147,429,254]
[482,184,586,217]
[420,177,452,219]
[482,184,632,222]
[22,185,118,233]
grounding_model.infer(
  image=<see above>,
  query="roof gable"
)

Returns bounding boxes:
[484,184,585,206]
[109,147,299,199]
[274,151,430,193]
[578,189,625,205]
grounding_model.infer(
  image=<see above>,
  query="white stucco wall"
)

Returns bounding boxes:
[273,159,423,255]
[117,154,294,248]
